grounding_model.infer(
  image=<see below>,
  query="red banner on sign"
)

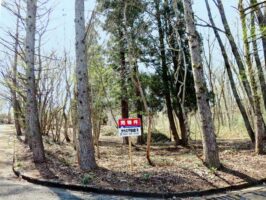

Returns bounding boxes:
[118,118,141,127]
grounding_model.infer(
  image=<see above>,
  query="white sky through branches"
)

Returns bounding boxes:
[0,0,245,112]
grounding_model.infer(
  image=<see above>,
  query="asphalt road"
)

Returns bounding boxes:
[0,124,266,200]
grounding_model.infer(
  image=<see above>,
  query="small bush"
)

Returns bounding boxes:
[101,125,117,136]
[105,131,115,136]
[16,162,22,168]
[209,167,217,174]
[81,173,95,185]
[143,130,170,143]
[142,172,151,181]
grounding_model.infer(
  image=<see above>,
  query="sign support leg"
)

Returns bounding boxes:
[129,136,133,171]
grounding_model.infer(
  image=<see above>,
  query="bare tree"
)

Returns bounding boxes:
[239,0,264,154]
[25,0,45,162]
[75,0,97,170]
[11,0,22,136]
[205,0,255,143]
[250,8,266,110]
[182,0,220,168]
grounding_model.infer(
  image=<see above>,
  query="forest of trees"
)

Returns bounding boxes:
[0,0,266,173]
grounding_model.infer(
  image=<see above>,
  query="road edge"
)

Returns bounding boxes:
[12,162,266,199]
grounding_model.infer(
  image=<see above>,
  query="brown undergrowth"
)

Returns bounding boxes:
[15,135,266,193]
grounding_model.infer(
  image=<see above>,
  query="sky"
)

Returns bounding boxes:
[0,0,238,60]
[0,0,239,113]
[0,0,97,58]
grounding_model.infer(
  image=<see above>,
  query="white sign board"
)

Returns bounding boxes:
[118,118,141,137]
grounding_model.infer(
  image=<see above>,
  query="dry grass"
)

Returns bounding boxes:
[15,130,266,193]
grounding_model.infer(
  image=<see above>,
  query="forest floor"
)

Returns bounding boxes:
[15,129,266,194]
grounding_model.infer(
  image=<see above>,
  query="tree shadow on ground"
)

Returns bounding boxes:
[34,162,58,179]
[217,165,258,185]
[33,151,215,193]
[190,139,253,151]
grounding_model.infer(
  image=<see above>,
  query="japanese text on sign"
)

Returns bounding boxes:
[118,118,141,137]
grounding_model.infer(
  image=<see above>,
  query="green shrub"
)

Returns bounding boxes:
[81,173,95,185]
[105,131,115,136]
[143,130,170,143]
[142,172,151,181]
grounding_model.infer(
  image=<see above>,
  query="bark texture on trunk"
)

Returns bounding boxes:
[12,4,22,136]
[71,98,78,150]
[250,11,266,110]
[239,0,264,154]
[119,30,129,145]
[205,0,255,143]
[25,0,45,162]
[167,2,189,146]
[133,65,145,145]
[155,0,180,145]
[251,0,266,71]
[183,0,220,168]
[216,0,255,111]
[75,0,97,170]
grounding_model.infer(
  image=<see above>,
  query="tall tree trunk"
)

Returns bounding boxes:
[12,2,22,136]
[133,64,144,145]
[155,0,180,145]
[175,104,188,145]
[239,0,264,154]
[75,0,97,170]
[71,99,78,150]
[63,112,70,143]
[205,0,255,143]
[171,48,189,146]
[251,0,266,71]
[216,0,255,111]
[183,0,220,168]
[251,11,266,110]
[166,1,189,146]
[119,30,129,145]
[123,1,153,165]
[7,105,12,124]
[25,0,45,162]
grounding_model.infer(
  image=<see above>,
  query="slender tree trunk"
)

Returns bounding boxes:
[172,50,189,146]
[62,52,71,143]
[175,104,188,145]
[12,3,22,136]
[7,106,12,124]
[166,7,189,146]
[119,30,129,145]
[251,11,266,110]
[251,0,266,70]
[183,0,220,168]
[71,99,78,150]
[239,0,264,154]
[75,0,97,170]
[205,0,255,143]
[155,0,180,145]
[133,64,145,145]
[25,0,45,162]
[63,112,70,142]
[123,2,153,165]
[216,0,255,111]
